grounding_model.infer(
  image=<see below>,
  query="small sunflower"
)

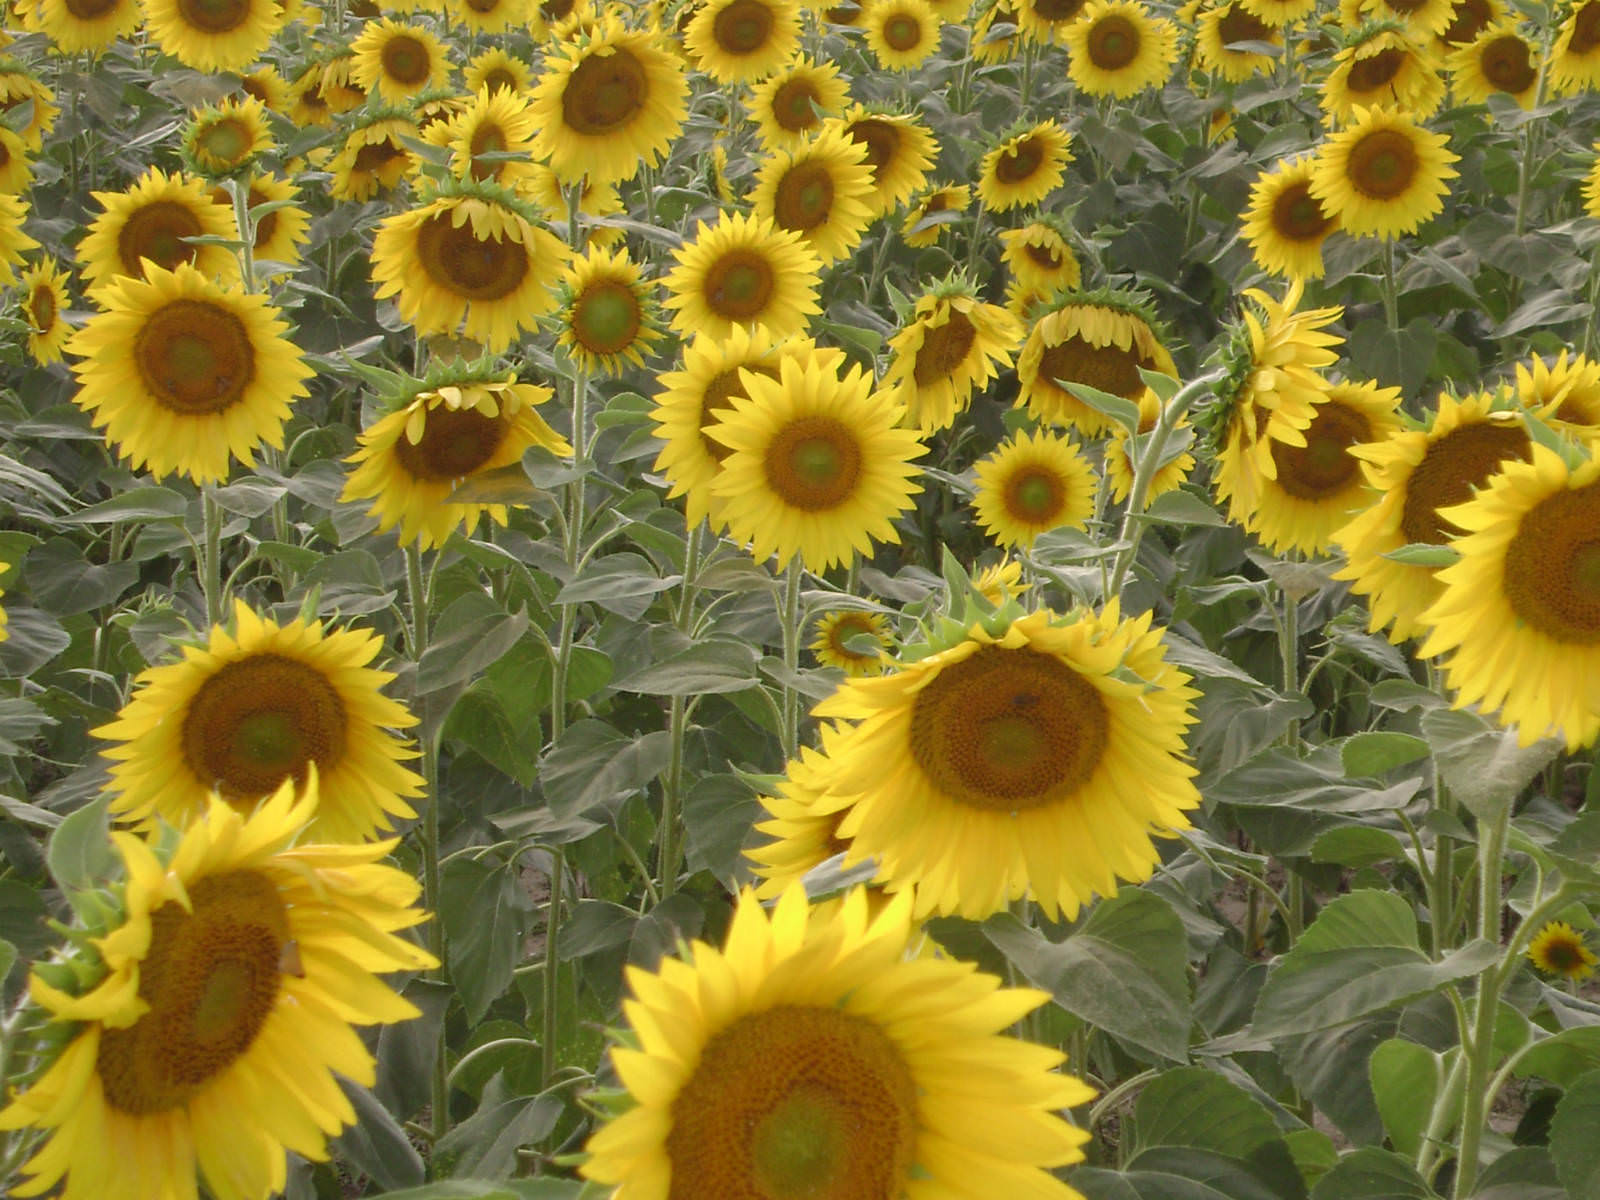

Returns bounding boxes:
[370,185,568,352]
[0,67,58,150]
[0,191,37,285]
[862,0,943,69]
[746,734,863,893]
[1517,350,1600,435]
[813,606,1201,920]
[748,124,877,264]
[1063,0,1178,97]
[1308,105,1459,240]
[977,119,1073,212]
[1105,390,1196,506]
[1527,920,1599,980]
[1242,154,1340,280]
[0,126,30,194]
[238,63,291,111]
[1237,0,1316,25]
[435,86,541,187]
[142,0,286,72]
[1586,143,1600,220]
[529,0,592,39]
[1322,28,1447,124]
[882,278,1023,432]
[973,428,1098,549]
[1550,0,1600,93]
[685,0,803,81]
[975,556,1027,605]
[315,52,369,113]
[287,60,335,126]
[529,15,689,185]
[900,182,970,247]
[1416,446,1600,749]
[449,0,528,32]
[581,885,1094,1199]
[1447,23,1541,106]
[1339,0,1455,36]
[182,94,274,177]
[1193,2,1282,81]
[835,104,936,218]
[1439,0,1503,45]
[1016,290,1178,435]
[34,0,139,54]
[349,18,450,105]
[463,45,534,94]
[1332,390,1532,643]
[749,55,847,149]
[661,210,823,340]
[328,112,420,203]
[18,254,71,366]
[1001,217,1082,297]
[707,351,926,570]
[554,244,664,374]
[212,172,310,271]
[1016,0,1091,45]
[811,609,894,674]
[68,262,312,485]
[77,166,241,294]
[343,372,571,551]
[972,0,1025,63]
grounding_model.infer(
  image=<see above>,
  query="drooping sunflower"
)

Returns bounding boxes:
[18,254,71,366]
[661,210,823,340]
[370,185,568,352]
[1104,389,1196,506]
[286,60,335,126]
[1516,350,1600,436]
[1193,2,1282,81]
[554,244,664,374]
[211,173,310,272]
[1001,217,1082,301]
[77,166,241,294]
[650,326,847,530]
[0,191,37,285]
[529,15,688,184]
[972,428,1098,549]
[881,278,1023,432]
[1527,920,1599,980]
[349,18,450,105]
[813,605,1201,920]
[463,45,534,93]
[342,372,571,552]
[1447,23,1541,106]
[836,104,936,217]
[1338,0,1454,36]
[1416,445,1600,748]
[900,182,970,247]
[519,164,627,248]
[1322,27,1447,123]
[977,119,1073,212]
[0,66,58,150]
[1332,390,1532,643]
[582,885,1094,1198]
[975,556,1027,605]
[1063,0,1178,97]
[811,609,894,674]
[34,0,140,54]
[1242,154,1340,280]
[749,55,850,149]
[862,0,943,69]
[685,0,803,81]
[0,126,30,194]
[0,782,436,1200]
[1550,0,1600,93]
[182,94,274,177]
[328,111,420,203]
[68,262,312,485]
[1016,290,1177,435]
[708,351,926,570]
[449,0,528,33]
[142,0,286,72]
[748,124,877,264]
[1308,105,1459,240]
[529,0,592,39]
[315,51,369,113]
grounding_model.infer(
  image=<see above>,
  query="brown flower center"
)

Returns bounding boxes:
[570,279,642,355]
[1501,481,1600,644]
[702,249,776,320]
[65,0,120,19]
[1271,180,1334,241]
[134,299,256,417]
[1031,0,1086,20]
[116,200,205,279]
[415,214,530,301]
[1570,1,1600,53]
[381,34,433,86]
[1218,4,1272,45]
[912,309,978,387]
[772,162,836,233]
[175,0,250,34]
[993,136,1045,184]
[1480,34,1536,93]
[1346,127,1420,200]
[1441,0,1492,44]
[698,363,779,461]
[561,45,647,135]
[713,0,775,54]
[762,416,862,511]
[1346,46,1404,93]
[1398,420,1530,544]
[1038,333,1150,399]
[1003,465,1066,524]
[774,78,823,132]
[1270,399,1370,500]
[27,282,56,333]
[1088,14,1140,69]
[882,10,923,50]
[393,402,508,482]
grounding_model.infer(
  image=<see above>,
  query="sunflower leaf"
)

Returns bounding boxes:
[1064,381,1142,436]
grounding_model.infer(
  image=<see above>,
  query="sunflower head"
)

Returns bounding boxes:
[1527,920,1598,980]
[181,94,275,178]
[972,427,1098,549]
[554,244,664,375]
[811,609,895,674]
[977,118,1073,213]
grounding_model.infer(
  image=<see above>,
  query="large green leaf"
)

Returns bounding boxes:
[1072,1156,1290,1200]
[417,593,531,695]
[1209,747,1423,816]
[610,637,760,695]
[1368,1039,1444,1158]
[1514,1026,1600,1088]
[439,855,538,1023]
[1420,708,1561,824]
[1308,1148,1436,1199]
[1549,1069,1600,1200]
[1127,1068,1305,1199]
[45,795,116,897]
[332,1078,425,1190]
[539,721,674,820]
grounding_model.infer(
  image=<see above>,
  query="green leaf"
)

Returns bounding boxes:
[1071,1159,1285,1200]
[1065,381,1142,435]
[1308,1148,1436,1199]
[435,1092,563,1180]
[1340,733,1430,778]
[1380,544,1462,568]
[1514,1027,1600,1088]
[46,795,116,896]
[332,1079,425,1190]
[1549,1069,1600,1200]
[375,979,453,1118]
[439,855,536,1023]
[1346,317,1436,398]
[683,773,761,889]
[209,478,286,517]
[1310,827,1408,869]
[1127,1068,1305,1198]
[0,697,56,756]
[1420,707,1561,823]
[59,486,188,524]
[1211,747,1422,815]
[611,638,759,695]
[985,889,1191,1062]
[25,538,139,615]
[1132,489,1229,528]
[417,593,531,695]
[556,552,680,621]
[1284,1129,1338,1188]
[1474,1147,1565,1200]
[369,1181,586,1200]
[540,721,674,820]
[1368,1039,1442,1158]
[0,936,15,982]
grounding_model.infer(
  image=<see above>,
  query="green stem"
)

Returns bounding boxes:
[201,487,224,626]
[1416,1048,1469,1183]
[1380,239,1400,333]
[541,847,565,1091]
[550,367,590,745]
[659,694,688,896]
[1581,255,1600,358]
[779,562,805,760]
[228,176,257,292]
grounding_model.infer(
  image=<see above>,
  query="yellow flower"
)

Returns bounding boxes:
[862,0,943,69]
[554,244,664,374]
[1338,0,1454,37]
[1586,142,1600,220]
[1016,0,1091,45]
[1001,219,1082,298]
[749,55,849,150]
[974,556,1027,605]
[748,123,877,264]
[0,191,38,285]
[1016,292,1177,435]
[1105,390,1195,506]
[977,120,1073,212]
[435,86,541,188]
[449,0,528,33]
[1321,28,1447,124]
[463,45,534,93]
[328,113,420,203]
[811,609,894,674]
[882,280,1023,432]
[0,126,30,194]
[1439,0,1504,47]
[900,183,970,247]
[746,734,864,894]
[1309,105,1459,240]
[973,427,1098,549]
[76,167,240,294]
[1193,2,1282,81]
[581,885,1094,1198]
[1063,0,1179,97]
[685,0,803,81]
[1527,920,1598,980]
[1242,154,1339,281]
[835,104,937,217]
[238,64,291,111]
[18,254,71,366]
[1550,0,1600,94]
[34,0,139,54]
[349,18,450,105]
[142,0,286,71]
[1516,350,1600,435]
[0,68,57,150]
[182,95,274,177]
[0,780,437,1200]
[661,210,822,340]
[1447,23,1541,106]
[210,174,310,273]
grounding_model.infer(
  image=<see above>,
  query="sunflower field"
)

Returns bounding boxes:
[3,0,1600,1196]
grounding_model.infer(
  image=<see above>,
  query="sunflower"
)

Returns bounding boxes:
[463,45,534,94]
[1448,23,1541,106]
[1517,350,1600,436]
[0,126,29,194]
[182,94,274,177]
[238,63,290,111]
[1550,0,1600,93]
[449,0,527,32]
[1193,2,1282,81]
[18,254,71,366]
[1237,0,1316,25]
[529,15,688,185]
[435,86,540,187]
[900,182,970,247]
[862,0,943,69]
[582,885,1093,1198]
[0,66,57,150]
[811,610,894,674]
[813,606,1200,920]
[0,191,37,285]
[1063,0,1178,97]
[836,104,937,217]
[529,0,592,39]
[1439,0,1503,45]
[745,735,864,894]
[211,173,310,272]
[555,244,664,374]
[661,210,822,340]
[882,279,1023,432]
[1001,218,1082,298]
[977,120,1073,212]
[370,186,568,352]
[1308,105,1459,240]
[315,52,369,113]
[685,0,802,81]
[34,0,139,54]
[1527,920,1599,980]
[1016,0,1090,44]
[748,124,877,264]
[1322,28,1447,123]
[349,18,449,105]
[1339,0,1455,35]
[708,351,925,570]
[650,326,846,530]
[328,112,420,203]
[972,0,1025,63]
[1242,154,1339,280]
[749,55,849,149]
[142,0,285,72]
[1016,291,1177,435]
[77,167,241,294]
[286,61,335,126]
[1587,144,1600,220]
[0,781,436,1200]
[975,556,1027,605]
[1332,390,1532,643]
[68,262,311,485]
[972,428,1097,549]
[1104,390,1196,506]
[342,373,571,552]
[518,164,627,248]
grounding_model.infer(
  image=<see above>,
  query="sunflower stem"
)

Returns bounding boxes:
[1581,255,1600,358]
[201,486,225,627]
[228,176,257,292]
[1379,239,1400,333]
[551,362,590,746]
[779,561,805,760]
[658,694,689,896]
[541,846,566,1091]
